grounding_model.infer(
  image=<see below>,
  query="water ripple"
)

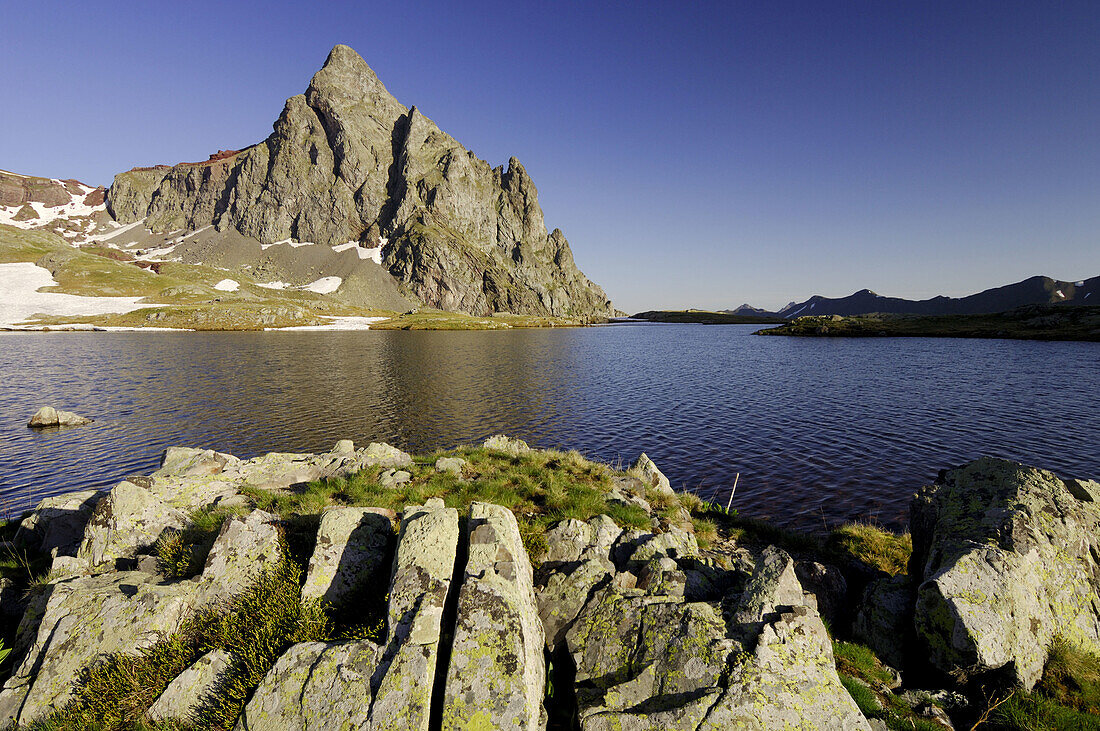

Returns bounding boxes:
[0,326,1097,531]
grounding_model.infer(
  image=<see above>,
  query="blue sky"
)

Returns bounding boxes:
[3,1,1098,312]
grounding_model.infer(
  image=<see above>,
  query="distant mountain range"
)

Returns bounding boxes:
[725,276,1099,318]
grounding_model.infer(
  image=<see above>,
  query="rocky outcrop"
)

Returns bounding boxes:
[909,457,1100,689]
[148,649,235,723]
[107,45,615,319]
[300,506,395,607]
[14,490,102,556]
[26,406,92,428]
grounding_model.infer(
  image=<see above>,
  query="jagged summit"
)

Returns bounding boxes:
[107,44,614,318]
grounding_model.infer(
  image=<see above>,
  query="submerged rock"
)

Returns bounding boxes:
[910,457,1100,689]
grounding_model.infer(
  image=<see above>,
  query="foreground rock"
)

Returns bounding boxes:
[909,457,1100,689]
[26,406,92,428]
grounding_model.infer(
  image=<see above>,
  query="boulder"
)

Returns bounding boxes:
[795,560,848,627]
[76,480,188,568]
[154,447,237,478]
[236,641,380,730]
[543,514,621,565]
[361,442,413,468]
[0,572,198,725]
[853,575,911,670]
[233,452,326,490]
[370,499,459,730]
[910,457,1100,689]
[483,434,531,456]
[195,509,283,606]
[332,439,355,454]
[607,475,652,515]
[14,490,102,556]
[626,527,699,565]
[443,503,545,730]
[147,649,235,722]
[379,469,412,488]
[633,453,674,497]
[434,456,466,475]
[301,506,395,607]
[27,406,92,428]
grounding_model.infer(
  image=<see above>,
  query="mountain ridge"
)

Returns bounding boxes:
[725,274,1099,318]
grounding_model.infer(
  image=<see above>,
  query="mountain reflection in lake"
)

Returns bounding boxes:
[1,325,1097,531]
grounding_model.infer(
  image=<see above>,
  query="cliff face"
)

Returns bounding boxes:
[107,45,614,318]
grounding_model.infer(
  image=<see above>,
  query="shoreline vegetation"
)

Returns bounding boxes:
[0,439,1096,729]
[756,304,1100,342]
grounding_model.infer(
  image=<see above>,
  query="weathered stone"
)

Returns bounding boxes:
[154,446,237,478]
[147,649,235,722]
[370,499,458,730]
[233,452,326,490]
[26,406,92,428]
[910,457,1100,689]
[195,509,283,606]
[538,557,614,652]
[0,572,197,725]
[236,641,380,730]
[732,545,809,626]
[637,556,686,597]
[362,442,414,468]
[301,506,395,607]
[853,575,911,670]
[379,469,412,488]
[633,453,674,497]
[698,605,870,730]
[434,456,466,475]
[76,480,188,568]
[606,475,652,515]
[626,527,699,565]
[332,439,355,454]
[483,434,531,456]
[795,560,848,626]
[14,490,102,556]
[543,514,621,565]
[1065,477,1100,502]
[443,503,545,730]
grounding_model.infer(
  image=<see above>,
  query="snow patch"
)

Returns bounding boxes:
[303,276,341,294]
[260,238,316,250]
[255,281,291,290]
[1055,290,1065,298]
[1076,281,1085,287]
[266,316,388,331]
[0,263,146,327]
[331,237,386,265]
[213,279,240,292]
[87,220,145,243]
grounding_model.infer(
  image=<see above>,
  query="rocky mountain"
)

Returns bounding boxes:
[775,275,1099,318]
[106,44,614,319]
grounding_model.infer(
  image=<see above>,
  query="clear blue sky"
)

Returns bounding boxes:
[3,1,1098,312]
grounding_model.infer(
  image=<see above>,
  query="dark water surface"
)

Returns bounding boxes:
[1,325,1097,530]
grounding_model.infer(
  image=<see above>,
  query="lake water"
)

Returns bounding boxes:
[1,324,1097,531]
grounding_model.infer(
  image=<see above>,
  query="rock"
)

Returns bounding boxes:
[195,509,283,606]
[910,457,1100,689]
[26,406,92,428]
[633,453,674,496]
[1065,477,1100,502]
[14,490,103,556]
[606,475,652,514]
[853,574,911,670]
[236,641,380,730]
[795,560,848,626]
[434,456,466,475]
[626,527,699,565]
[443,503,545,729]
[379,469,412,488]
[0,572,198,725]
[332,439,355,453]
[154,446,236,478]
[147,649,235,722]
[483,434,531,456]
[370,499,459,729]
[732,545,813,626]
[76,480,188,568]
[538,556,615,652]
[233,452,326,490]
[301,506,395,607]
[362,442,414,468]
[637,556,686,597]
[543,515,621,565]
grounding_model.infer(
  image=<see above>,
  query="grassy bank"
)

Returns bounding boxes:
[368,310,590,330]
[756,305,1100,342]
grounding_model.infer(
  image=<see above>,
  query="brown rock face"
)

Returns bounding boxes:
[0,170,99,208]
[107,45,614,318]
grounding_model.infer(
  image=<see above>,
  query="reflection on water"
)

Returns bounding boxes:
[1,325,1097,531]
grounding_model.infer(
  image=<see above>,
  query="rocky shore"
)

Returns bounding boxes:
[0,440,1097,729]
